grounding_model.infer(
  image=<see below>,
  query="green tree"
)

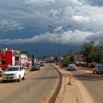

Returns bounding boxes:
[21,51,30,57]
[82,41,103,63]
[93,44,103,63]
[82,41,95,63]
[69,51,74,62]
[64,56,70,62]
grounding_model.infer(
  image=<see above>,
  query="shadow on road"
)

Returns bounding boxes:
[75,74,103,81]
[29,76,58,80]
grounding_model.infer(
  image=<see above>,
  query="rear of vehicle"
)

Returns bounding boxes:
[31,64,40,71]
[40,61,45,66]
[61,62,68,68]
[67,64,77,71]
[92,65,103,74]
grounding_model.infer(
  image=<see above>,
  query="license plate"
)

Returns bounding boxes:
[6,77,12,80]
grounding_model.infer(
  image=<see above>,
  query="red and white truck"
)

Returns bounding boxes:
[0,50,13,70]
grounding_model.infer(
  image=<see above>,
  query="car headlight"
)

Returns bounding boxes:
[13,73,18,77]
[2,72,5,76]
[14,73,17,76]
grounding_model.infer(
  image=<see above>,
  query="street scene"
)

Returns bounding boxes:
[0,0,103,103]
[0,49,103,103]
[0,63,59,103]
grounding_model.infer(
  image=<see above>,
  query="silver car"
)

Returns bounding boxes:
[92,64,103,74]
[67,64,77,71]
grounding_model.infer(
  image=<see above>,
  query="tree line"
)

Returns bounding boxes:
[82,41,103,63]
[64,41,103,63]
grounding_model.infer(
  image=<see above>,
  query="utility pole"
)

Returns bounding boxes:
[48,35,58,57]
[48,25,71,62]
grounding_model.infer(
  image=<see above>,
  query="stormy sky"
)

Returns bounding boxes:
[0,0,103,56]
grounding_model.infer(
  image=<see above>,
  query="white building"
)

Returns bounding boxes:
[20,54,28,66]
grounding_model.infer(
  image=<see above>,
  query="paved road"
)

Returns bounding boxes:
[0,64,59,103]
[68,67,103,103]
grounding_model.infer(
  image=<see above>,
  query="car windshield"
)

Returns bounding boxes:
[6,67,19,71]
[69,64,75,66]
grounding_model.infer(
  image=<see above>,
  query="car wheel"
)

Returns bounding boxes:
[22,76,25,80]
[2,80,5,83]
[17,75,21,82]
[93,71,95,74]
[22,74,25,80]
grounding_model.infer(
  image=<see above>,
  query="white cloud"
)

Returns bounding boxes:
[62,4,103,32]
[48,9,62,17]
[25,0,55,6]
[72,15,89,22]
[0,0,103,47]
[0,19,24,31]
[60,30,93,45]
[85,0,103,6]
[68,0,83,5]
[0,29,96,45]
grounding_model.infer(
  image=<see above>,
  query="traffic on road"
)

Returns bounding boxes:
[0,63,59,103]
[0,49,103,103]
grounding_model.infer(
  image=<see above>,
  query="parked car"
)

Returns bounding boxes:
[67,64,77,71]
[60,62,68,68]
[2,65,25,82]
[40,61,45,66]
[55,61,59,65]
[74,61,80,66]
[31,64,40,71]
[92,64,103,74]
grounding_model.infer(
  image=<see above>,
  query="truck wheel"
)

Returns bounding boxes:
[2,80,5,83]
[17,75,21,82]
[22,73,25,80]
[22,76,25,80]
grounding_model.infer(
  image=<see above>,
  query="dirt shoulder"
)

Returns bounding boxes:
[53,64,95,103]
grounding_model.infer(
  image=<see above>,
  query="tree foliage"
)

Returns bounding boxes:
[93,45,103,63]
[64,56,70,62]
[82,41,103,63]
[68,51,74,62]
[21,51,30,57]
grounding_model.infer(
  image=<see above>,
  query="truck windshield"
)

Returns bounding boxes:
[7,67,19,71]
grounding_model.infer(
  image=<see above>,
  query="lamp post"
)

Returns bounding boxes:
[48,25,71,61]
[48,35,58,57]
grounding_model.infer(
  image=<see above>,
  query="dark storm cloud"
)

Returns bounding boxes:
[85,0,103,6]
[0,0,103,45]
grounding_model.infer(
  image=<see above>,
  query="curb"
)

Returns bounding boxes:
[52,64,71,103]
[53,65,64,103]
[48,64,62,103]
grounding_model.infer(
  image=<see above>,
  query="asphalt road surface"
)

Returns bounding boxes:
[68,67,103,103]
[0,64,59,103]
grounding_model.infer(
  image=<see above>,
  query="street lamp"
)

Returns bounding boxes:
[48,25,71,60]
[48,35,58,57]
